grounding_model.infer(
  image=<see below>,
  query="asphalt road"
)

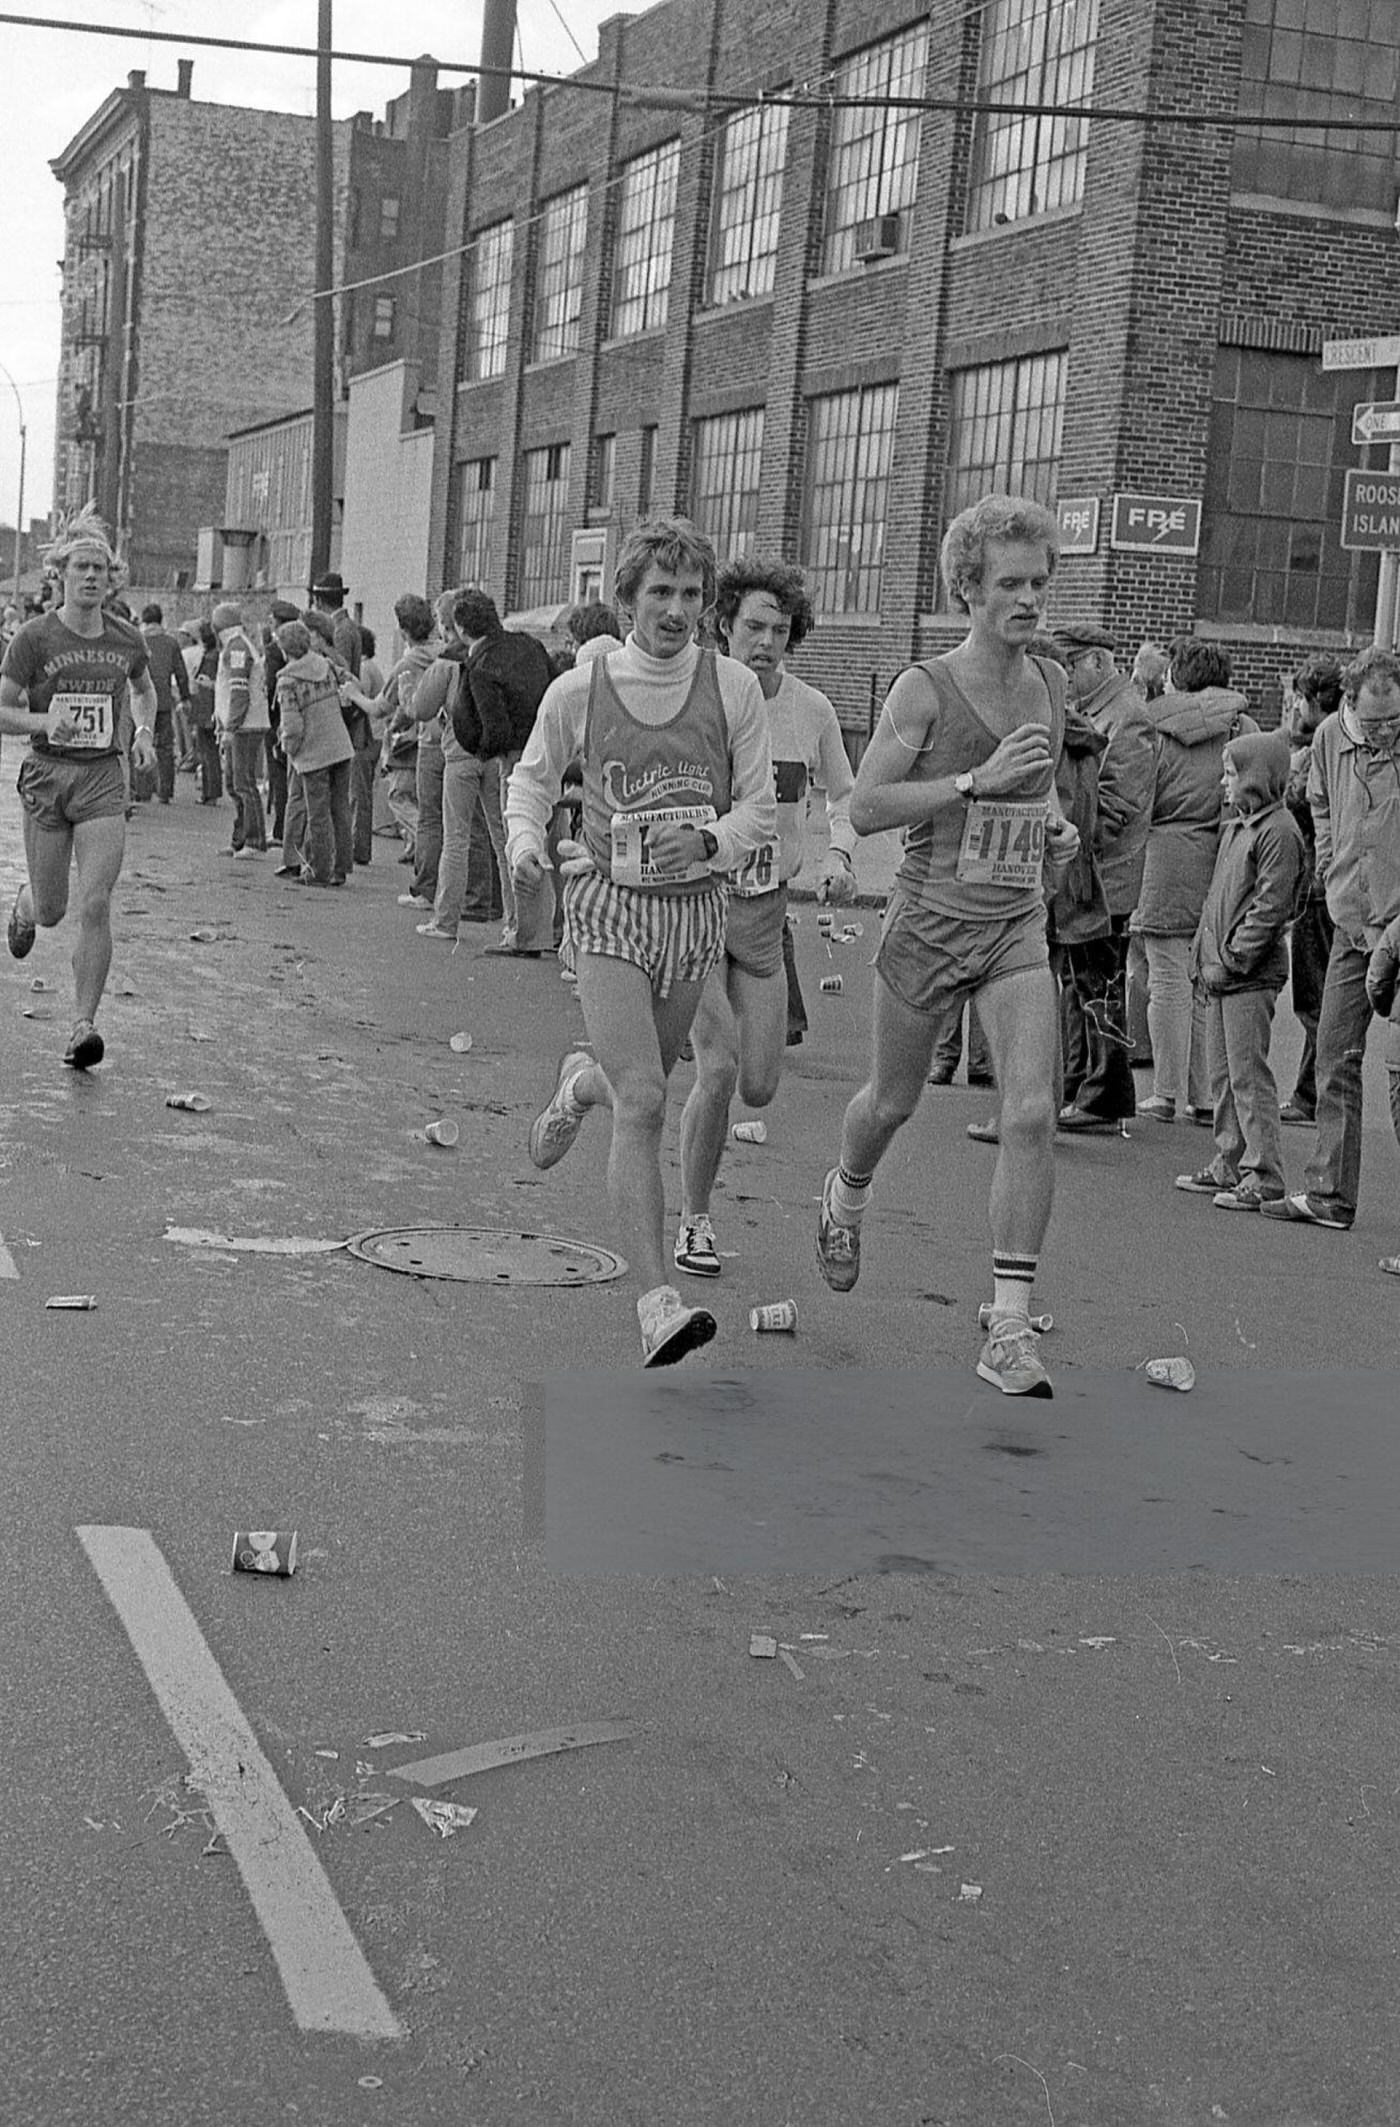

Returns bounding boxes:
[2,771,1398,2127]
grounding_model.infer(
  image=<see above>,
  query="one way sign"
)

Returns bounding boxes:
[1352,401,1400,446]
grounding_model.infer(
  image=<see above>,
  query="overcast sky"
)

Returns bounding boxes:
[0,0,623,538]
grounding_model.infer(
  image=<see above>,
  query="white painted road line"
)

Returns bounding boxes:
[75,1525,403,2041]
[0,1232,18,1279]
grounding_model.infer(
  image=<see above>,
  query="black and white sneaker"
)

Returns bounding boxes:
[63,1020,104,1070]
[674,1214,721,1278]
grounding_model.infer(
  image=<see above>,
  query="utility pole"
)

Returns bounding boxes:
[310,0,335,588]
[0,358,25,612]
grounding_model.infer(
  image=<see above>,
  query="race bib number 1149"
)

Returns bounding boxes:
[955,798,1046,890]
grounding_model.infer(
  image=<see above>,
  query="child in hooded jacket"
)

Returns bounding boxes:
[1176,730,1305,1210]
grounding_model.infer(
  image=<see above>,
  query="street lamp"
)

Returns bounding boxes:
[0,357,27,617]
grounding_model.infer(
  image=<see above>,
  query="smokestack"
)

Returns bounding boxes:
[476,0,516,126]
[176,58,194,97]
[127,68,146,90]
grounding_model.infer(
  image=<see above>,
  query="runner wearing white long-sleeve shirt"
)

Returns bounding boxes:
[506,518,776,1366]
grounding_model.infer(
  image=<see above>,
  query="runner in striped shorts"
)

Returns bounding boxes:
[506,518,776,1366]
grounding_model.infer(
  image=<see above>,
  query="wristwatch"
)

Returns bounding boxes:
[698,828,719,860]
[954,770,978,800]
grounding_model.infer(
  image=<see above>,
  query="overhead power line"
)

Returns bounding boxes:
[2,8,1399,131]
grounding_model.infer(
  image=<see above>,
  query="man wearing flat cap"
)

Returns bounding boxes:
[1054,620,1158,1129]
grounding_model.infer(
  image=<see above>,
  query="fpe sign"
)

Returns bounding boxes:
[1109,493,1201,557]
[1056,496,1100,555]
[1340,469,1400,552]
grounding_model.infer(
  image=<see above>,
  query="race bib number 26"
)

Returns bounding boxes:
[49,688,115,751]
[955,798,1047,889]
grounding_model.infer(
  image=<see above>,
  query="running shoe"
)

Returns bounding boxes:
[976,1315,1053,1398]
[397,892,433,908]
[966,1117,1000,1143]
[528,1047,593,1170]
[7,887,35,961]
[815,1167,861,1292]
[638,1284,717,1367]
[416,921,458,940]
[1258,1192,1352,1230]
[63,1020,104,1071]
[1138,1096,1177,1122]
[674,1214,721,1278]
[1175,1165,1233,1194]
[1213,1182,1283,1212]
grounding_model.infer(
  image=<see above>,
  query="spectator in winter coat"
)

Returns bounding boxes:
[1055,621,1158,1129]
[1174,731,1304,1210]
[138,602,191,804]
[1262,644,1400,1231]
[273,619,354,886]
[1278,654,1342,1125]
[381,593,438,868]
[1131,637,1257,1123]
[211,600,269,855]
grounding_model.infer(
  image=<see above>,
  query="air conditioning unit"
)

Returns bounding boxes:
[853,212,902,263]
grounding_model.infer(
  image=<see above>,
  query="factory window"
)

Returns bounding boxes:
[822,24,929,276]
[1233,0,1400,216]
[519,442,572,608]
[372,296,396,340]
[612,141,681,338]
[592,433,617,511]
[531,186,588,363]
[690,409,765,562]
[944,351,1065,528]
[707,104,789,306]
[1199,348,1380,633]
[455,457,495,590]
[966,0,1099,233]
[379,195,401,241]
[463,220,514,382]
[800,384,899,614]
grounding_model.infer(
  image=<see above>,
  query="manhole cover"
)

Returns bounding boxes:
[346,1226,627,1287]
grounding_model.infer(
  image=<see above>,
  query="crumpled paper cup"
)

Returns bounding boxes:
[1145,1356,1195,1392]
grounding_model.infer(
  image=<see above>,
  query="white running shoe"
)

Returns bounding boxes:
[674,1213,721,1278]
[638,1284,717,1367]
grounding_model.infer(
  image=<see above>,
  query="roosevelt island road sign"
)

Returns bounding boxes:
[1109,493,1201,556]
[1340,468,1400,551]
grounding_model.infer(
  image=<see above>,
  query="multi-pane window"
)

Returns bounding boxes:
[944,352,1065,527]
[372,295,396,341]
[1199,348,1380,633]
[591,433,617,512]
[800,384,899,614]
[531,186,587,363]
[519,442,572,608]
[455,458,495,589]
[380,196,401,241]
[707,104,790,305]
[611,141,681,338]
[822,25,929,275]
[1233,0,1400,216]
[463,220,513,382]
[690,409,765,561]
[966,0,1099,233]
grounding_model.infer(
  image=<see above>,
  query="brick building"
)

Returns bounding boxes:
[50,55,456,593]
[418,0,1400,733]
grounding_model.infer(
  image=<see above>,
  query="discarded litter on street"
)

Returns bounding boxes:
[410,1798,477,1839]
[778,1648,804,1681]
[732,1120,767,1144]
[46,1295,97,1310]
[424,1119,459,1147]
[386,1720,634,1788]
[750,1300,798,1334]
[958,1882,984,1904]
[820,975,843,994]
[363,1730,427,1749]
[449,1032,473,1053]
[1144,1356,1196,1392]
[230,1529,299,1577]
[165,1093,213,1112]
[749,1633,778,1658]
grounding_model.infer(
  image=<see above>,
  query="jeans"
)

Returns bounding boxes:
[1287,896,1334,1114]
[193,722,222,802]
[1205,986,1284,1193]
[1143,932,1209,1109]
[411,744,444,903]
[350,747,376,865]
[299,760,353,884]
[229,730,267,850]
[283,768,306,869]
[782,916,808,1043]
[153,707,176,802]
[385,766,419,856]
[1303,935,1376,1222]
[267,741,288,844]
[436,751,516,933]
[1062,919,1135,1118]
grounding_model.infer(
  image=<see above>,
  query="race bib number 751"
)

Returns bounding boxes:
[49,688,115,751]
